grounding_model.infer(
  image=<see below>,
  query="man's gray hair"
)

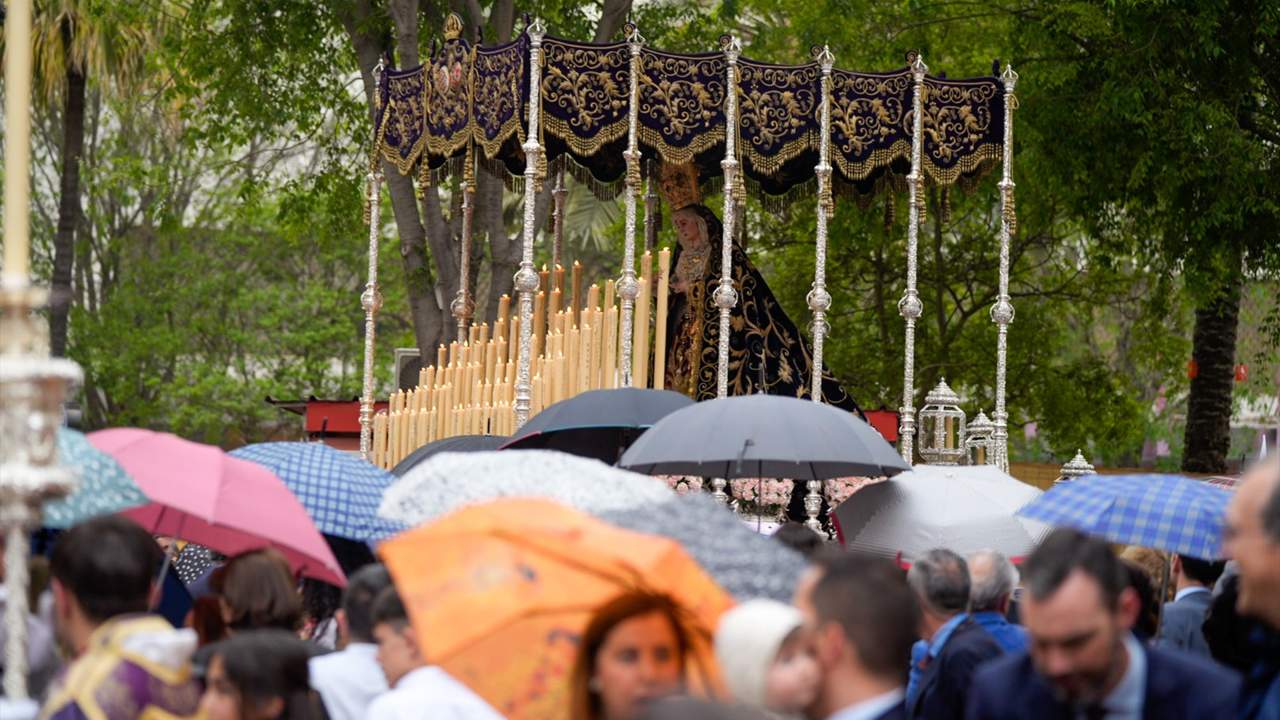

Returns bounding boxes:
[907,548,971,615]
[967,549,1019,612]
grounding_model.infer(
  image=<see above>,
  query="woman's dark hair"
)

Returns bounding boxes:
[300,578,341,644]
[1120,559,1159,641]
[569,592,690,720]
[773,523,823,559]
[212,548,303,633]
[190,595,228,647]
[210,630,324,720]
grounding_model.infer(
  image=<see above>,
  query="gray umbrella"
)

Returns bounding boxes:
[502,388,693,464]
[391,434,509,477]
[597,493,805,601]
[618,394,909,480]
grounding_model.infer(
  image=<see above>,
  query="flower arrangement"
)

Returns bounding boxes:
[823,476,884,507]
[658,475,705,496]
[730,477,795,513]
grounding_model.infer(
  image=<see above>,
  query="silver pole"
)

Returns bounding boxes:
[617,25,645,387]
[991,65,1018,472]
[513,20,547,429]
[714,36,743,399]
[808,46,835,403]
[897,54,928,465]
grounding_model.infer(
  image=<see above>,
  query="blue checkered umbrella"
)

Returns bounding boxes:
[1017,473,1233,559]
[43,428,149,529]
[230,442,405,542]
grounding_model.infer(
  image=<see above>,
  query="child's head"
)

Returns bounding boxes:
[714,599,820,714]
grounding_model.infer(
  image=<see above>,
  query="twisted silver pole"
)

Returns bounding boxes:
[358,170,384,460]
[514,20,546,429]
[991,64,1018,472]
[715,36,743,399]
[451,146,477,343]
[808,46,835,403]
[617,25,644,387]
[897,54,927,465]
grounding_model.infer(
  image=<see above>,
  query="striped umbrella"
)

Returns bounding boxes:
[1017,473,1233,559]
[231,442,405,542]
[42,428,148,529]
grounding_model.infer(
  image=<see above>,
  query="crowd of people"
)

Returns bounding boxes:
[2,458,1276,720]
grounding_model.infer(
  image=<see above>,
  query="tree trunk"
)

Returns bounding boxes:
[1181,269,1242,474]
[50,56,87,357]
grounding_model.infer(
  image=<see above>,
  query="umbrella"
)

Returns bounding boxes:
[41,428,148,529]
[89,428,344,586]
[832,465,1048,563]
[597,493,805,602]
[1017,473,1233,559]
[230,442,405,542]
[391,434,509,477]
[379,498,734,720]
[502,388,693,464]
[619,394,909,480]
[377,449,672,527]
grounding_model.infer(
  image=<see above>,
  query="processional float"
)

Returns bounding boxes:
[359,14,1020,474]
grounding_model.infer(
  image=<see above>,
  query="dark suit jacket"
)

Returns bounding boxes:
[876,701,908,720]
[964,642,1241,720]
[1156,589,1213,656]
[910,618,1003,720]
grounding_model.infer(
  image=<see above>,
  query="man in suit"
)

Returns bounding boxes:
[1223,456,1280,720]
[1155,553,1224,656]
[967,549,1029,653]
[906,549,1003,720]
[793,552,920,720]
[966,527,1241,720]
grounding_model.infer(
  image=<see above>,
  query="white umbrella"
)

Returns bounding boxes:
[831,465,1048,563]
[377,449,672,527]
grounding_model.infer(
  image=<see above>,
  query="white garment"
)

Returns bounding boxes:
[827,688,906,720]
[309,643,387,720]
[366,665,504,720]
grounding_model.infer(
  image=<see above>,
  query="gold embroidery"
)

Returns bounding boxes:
[919,77,1001,185]
[737,60,820,176]
[638,49,727,164]
[425,39,474,160]
[472,39,526,160]
[375,67,430,177]
[830,69,912,181]
[541,39,630,157]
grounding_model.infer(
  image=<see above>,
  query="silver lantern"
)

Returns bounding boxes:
[918,379,966,465]
[965,409,994,466]
[1057,449,1095,484]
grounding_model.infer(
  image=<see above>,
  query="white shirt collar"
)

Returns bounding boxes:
[1174,586,1210,603]
[828,688,905,720]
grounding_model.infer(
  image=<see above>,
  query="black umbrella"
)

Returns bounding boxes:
[391,434,510,477]
[618,394,909,479]
[501,388,693,464]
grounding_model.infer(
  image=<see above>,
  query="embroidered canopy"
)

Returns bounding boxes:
[373,25,1005,201]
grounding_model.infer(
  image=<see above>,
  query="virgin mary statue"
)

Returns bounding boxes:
[658,162,861,415]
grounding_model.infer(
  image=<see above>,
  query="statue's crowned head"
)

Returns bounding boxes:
[657,162,702,211]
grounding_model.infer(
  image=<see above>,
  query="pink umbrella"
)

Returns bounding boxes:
[89,428,345,586]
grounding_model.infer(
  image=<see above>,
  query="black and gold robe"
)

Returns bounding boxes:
[663,204,862,416]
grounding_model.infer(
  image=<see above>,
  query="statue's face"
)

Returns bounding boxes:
[673,210,705,247]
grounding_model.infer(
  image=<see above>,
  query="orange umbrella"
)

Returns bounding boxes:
[378,498,734,720]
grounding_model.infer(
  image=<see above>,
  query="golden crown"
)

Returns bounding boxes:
[657,162,702,211]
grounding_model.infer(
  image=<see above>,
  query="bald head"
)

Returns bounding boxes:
[1224,457,1280,629]
[968,550,1018,614]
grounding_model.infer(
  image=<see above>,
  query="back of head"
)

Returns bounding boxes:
[214,548,302,633]
[773,523,823,559]
[967,549,1018,613]
[1022,528,1128,608]
[343,564,393,644]
[212,629,321,720]
[714,599,803,707]
[370,585,409,629]
[812,554,919,684]
[1120,559,1159,639]
[50,515,163,623]
[906,548,970,617]
[571,592,689,720]
[1177,554,1226,587]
